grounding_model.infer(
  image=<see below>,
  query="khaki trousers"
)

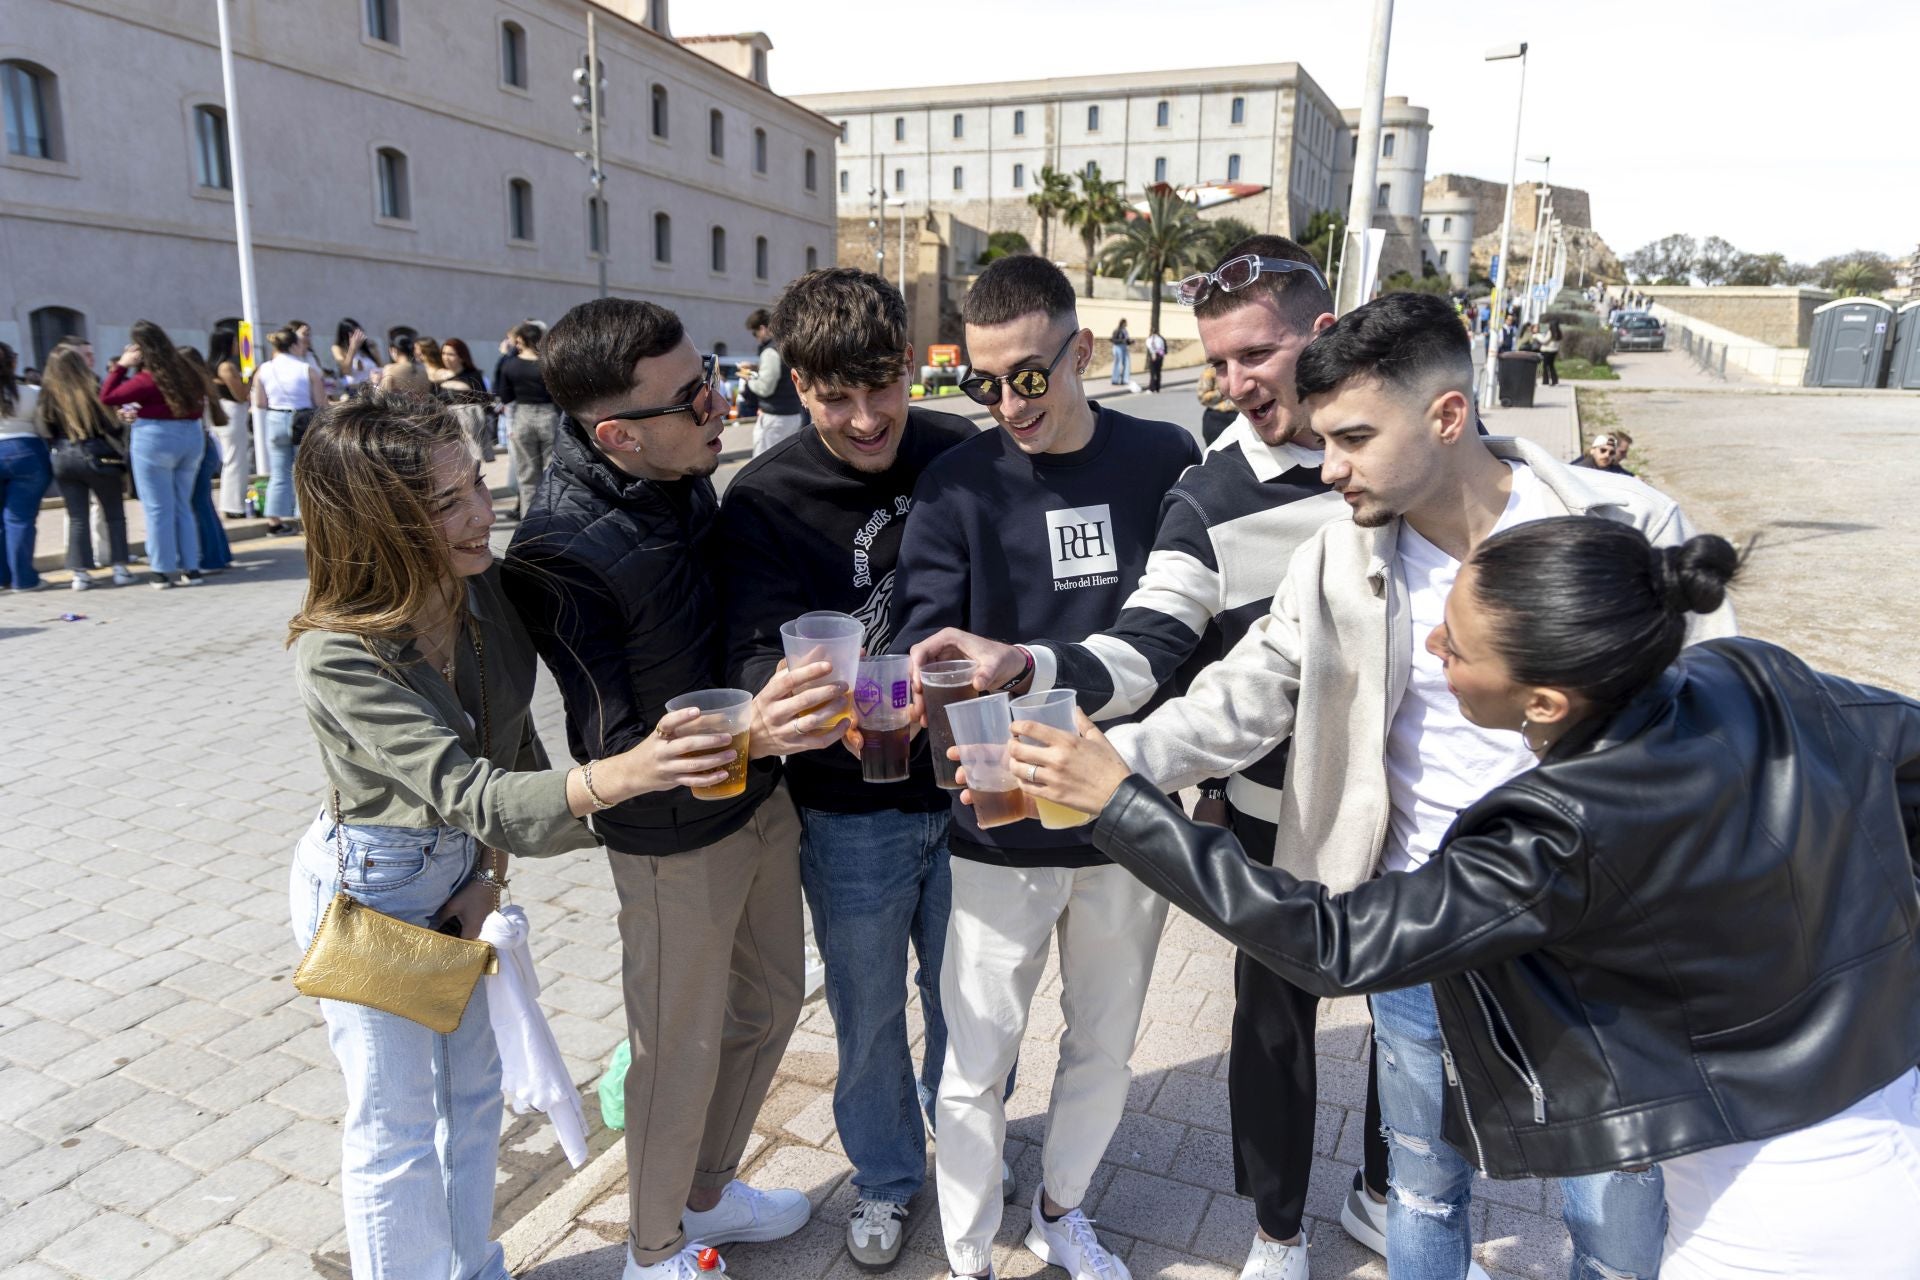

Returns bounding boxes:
[607,788,804,1266]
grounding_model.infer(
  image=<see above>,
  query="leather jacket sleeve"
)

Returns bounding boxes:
[1092,774,1594,997]
[1824,673,1920,871]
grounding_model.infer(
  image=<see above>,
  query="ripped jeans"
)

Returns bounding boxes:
[1370,984,1667,1280]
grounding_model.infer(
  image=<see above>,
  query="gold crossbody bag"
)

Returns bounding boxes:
[294,625,499,1034]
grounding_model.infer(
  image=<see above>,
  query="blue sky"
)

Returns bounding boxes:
[690,0,1914,265]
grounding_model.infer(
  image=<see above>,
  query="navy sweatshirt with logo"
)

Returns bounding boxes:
[892,402,1202,868]
[716,407,976,814]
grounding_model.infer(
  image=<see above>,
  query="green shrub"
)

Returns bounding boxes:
[978,230,1032,264]
[1558,356,1618,381]
[1561,327,1614,364]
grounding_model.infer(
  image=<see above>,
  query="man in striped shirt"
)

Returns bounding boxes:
[913,236,1392,1280]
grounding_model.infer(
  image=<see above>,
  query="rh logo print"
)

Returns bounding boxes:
[1046,504,1120,591]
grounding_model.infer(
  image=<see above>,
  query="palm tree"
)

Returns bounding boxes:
[1026,166,1074,260]
[1830,260,1881,298]
[1097,187,1215,337]
[1061,165,1128,297]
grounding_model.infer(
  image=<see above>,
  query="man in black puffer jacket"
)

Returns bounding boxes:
[503,298,847,1280]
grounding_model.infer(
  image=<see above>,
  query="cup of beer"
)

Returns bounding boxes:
[919,659,979,790]
[855,655,913,783]
[779,612,864,728]
[1010,689,1092,829]
[662,688,754,800]
[944,693,1026,829]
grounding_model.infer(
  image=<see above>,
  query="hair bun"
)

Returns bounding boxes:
[1650,535,1739,616]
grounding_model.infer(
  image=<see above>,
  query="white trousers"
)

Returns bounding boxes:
[935,858,1167,1275]
[216,400,251,514]
[1661,1067,1920,1279]
[751,412,805,456]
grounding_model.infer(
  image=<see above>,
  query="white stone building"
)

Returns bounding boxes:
[0,0,838,368]
[796,64,1353,271]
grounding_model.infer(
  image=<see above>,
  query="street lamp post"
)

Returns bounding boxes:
[572,13,608,298]
[885,197,907,300]
[1482,41,1528,409]
[212,1,259,369]
[1337,0,1395,315]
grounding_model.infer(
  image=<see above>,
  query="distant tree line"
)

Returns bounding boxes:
[1624,234,1897,296]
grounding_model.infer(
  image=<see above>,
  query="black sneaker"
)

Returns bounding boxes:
[149,572,175,590]
[177,572,206,587]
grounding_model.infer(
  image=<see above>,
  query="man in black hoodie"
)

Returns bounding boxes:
[714,268,977,1270]
[503,299,848,1280]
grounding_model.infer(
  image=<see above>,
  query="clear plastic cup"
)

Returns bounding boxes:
[920,659,979,790]
[779,611,863,728]
[945,693,1026,828]
[855,655,913,783]
[662,688,753,800]
[1011,688,1092,829]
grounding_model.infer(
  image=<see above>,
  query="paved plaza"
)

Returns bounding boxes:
[5,360,1906,1279]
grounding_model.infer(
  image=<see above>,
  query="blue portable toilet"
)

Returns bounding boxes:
[1890,301,1920,391]
[1805,297,1894,388]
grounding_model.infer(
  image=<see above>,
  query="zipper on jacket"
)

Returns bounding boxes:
[1465,972,1547,1125]
[1434,1021,1489,1170]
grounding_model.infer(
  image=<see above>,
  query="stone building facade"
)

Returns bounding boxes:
[0,0,838,368]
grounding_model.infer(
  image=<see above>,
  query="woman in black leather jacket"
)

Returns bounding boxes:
[999,516,1920,1279]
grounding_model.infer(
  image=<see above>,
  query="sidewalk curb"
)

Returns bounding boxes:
[500,1139,628,1276]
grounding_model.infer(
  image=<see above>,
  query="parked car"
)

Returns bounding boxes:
[1614,313,1666,352]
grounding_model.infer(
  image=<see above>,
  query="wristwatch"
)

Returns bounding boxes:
[995,645,1035,693]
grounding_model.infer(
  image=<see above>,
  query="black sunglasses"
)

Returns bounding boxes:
[959,330,1079,406]
[1175,255,1329,308]
[600,354,724,428]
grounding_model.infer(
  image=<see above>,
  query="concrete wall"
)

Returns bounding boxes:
[1644,304,1812,386]
[0,0,837,368]
[1639,286,1832,348]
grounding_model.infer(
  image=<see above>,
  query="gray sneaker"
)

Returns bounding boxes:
[846,1199,907,1270]
[1002,1158,1016,1202]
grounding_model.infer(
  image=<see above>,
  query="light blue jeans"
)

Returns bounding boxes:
[289,811,508,1280]
[1371,983,1666,1280]
[128,419,204,575]
[1111,344,1131,384]
[798,806,953,1204]
[263,408,300,519]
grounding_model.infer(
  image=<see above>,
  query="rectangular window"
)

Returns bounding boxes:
[1012,108,1025,136]
[1155,100,1169,127]
[1153,156,1167,184]
[1086,104,1100,132]
[1422,217,1430,233]
[893,167,904,192]
[1382,132,1395,158]
[1377,182,1390,208]
[500,23,526,88]
[1226,153,1241,181]
[709,110,724,158]
[651,84,668,138]
[753,127,767,174]
[1084,159,1097,180]
[711,225,726,272]
[376,149,408,220]
[1012,162,1025,189]
[894,116,905,142]
[839,169,849,194]
[751,47,766,85]
[364,0,396,44]
[3,64,52,159]
[653,212,671,262]
[755,235,769,280]
[193,106,231,189]
[952,113,964,138]
[1231,96,1245,125]
[838,120,848,143]
[806,246,818,271]
[1439,249,1449,267]
[508,179,533,241]
[952,165,963,190]
[805,149,817,190]
[1442,216,1451,233]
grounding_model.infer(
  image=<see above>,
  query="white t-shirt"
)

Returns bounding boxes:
[1383,462,1558,873]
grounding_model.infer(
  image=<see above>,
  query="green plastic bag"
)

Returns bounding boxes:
[597,1039,631,1130]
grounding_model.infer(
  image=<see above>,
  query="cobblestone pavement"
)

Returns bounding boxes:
[2,393,1581,1280]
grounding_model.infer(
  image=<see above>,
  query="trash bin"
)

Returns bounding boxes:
[1496,351,1543,407]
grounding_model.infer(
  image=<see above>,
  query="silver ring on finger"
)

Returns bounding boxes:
[1027,762,1040,783]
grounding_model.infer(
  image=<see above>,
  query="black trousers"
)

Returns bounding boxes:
[1227,804,1389,1238]
[51,442,130,571]
[1147,354,1164,391]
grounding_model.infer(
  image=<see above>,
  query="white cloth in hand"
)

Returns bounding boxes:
[481,905,589,1169]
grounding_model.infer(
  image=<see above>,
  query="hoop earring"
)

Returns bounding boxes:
[1520,717,1549,753]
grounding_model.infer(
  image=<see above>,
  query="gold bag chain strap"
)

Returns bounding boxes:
[295,621,499,1035]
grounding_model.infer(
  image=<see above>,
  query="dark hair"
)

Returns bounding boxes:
[745,308,773,332]
[1468,517,1740,712]
[771,269,909,389]
[389,333,417,361]
[0,342,16,417]
[208,320,239,368]
[962,254,1077,327]
[1294,291,1472,403]
[130,320,203,418]
[1194,234,1334,332]
[511,321,544,350]
[336,318,361,349]
[386,325,417,348]
[540,297,685,419]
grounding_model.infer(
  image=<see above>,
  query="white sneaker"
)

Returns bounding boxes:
[111,566,137,586]
[70,572,93,592]
[1024,1188,1130,1280]
[846,1198,907,1270]
[1339,1173,1386,1255]
[621,1243,726,1278]
[1240,1234,1309,1280]
[1002,1158,1016,1202]
[682,1180,811,1247]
